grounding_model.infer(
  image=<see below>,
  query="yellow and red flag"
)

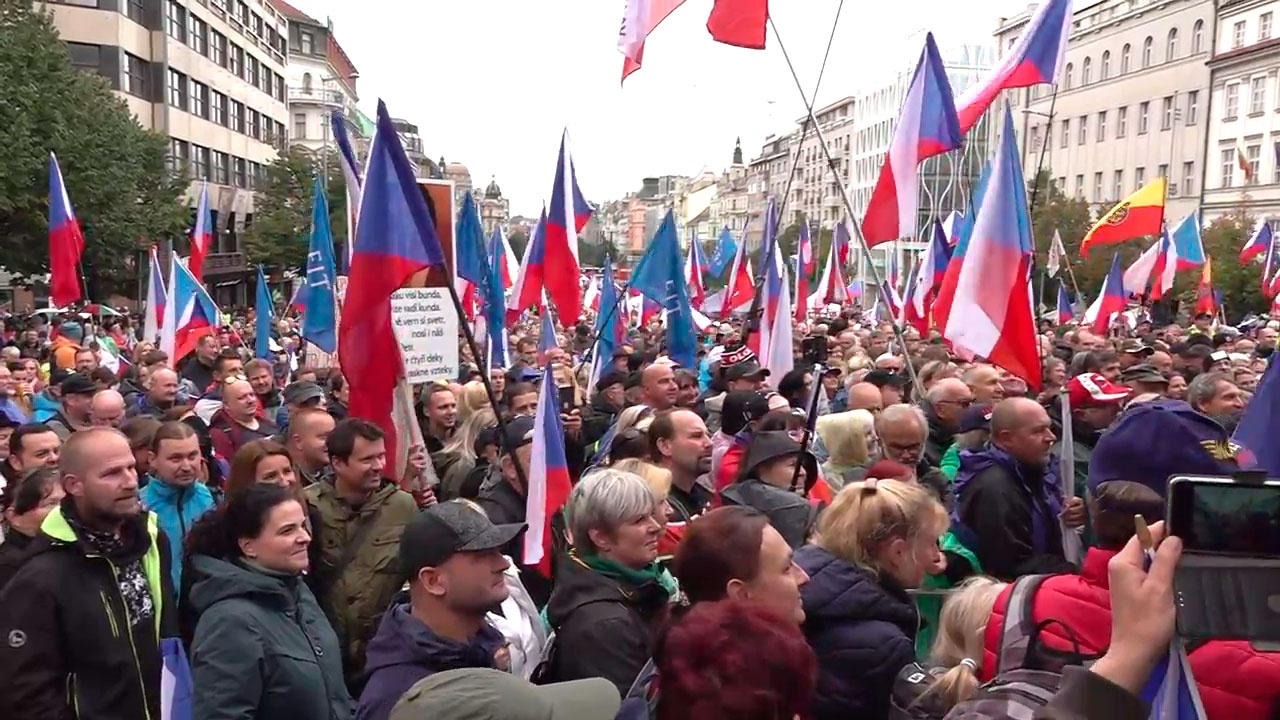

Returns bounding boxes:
[1080,177,1167,256]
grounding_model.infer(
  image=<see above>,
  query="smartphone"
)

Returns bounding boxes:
[1167,475,1280,642]
[558,385,576,413]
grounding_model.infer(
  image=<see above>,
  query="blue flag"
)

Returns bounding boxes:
[160,637,194,720]
[254,265,273,360]
[481,228,508,368]
[1233,354,1280,473]
[455,191,487,286]
[1139,641,1207,720]
[591,257,623,383]
[707,226,738,278]
[301,177,337,352]
[630,210,696,367]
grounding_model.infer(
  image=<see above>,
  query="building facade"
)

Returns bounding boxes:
[275,0,363,158]
[478,178,510,236]
[791,96,855,231]
[49,0,292,301]
[995,0,1213,228]
[1203,0,1280,221]
[746,130,799,230]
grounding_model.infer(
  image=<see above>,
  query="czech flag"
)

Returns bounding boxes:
[508,207,547,322]
[758,200,793,381]
[188,181,214,282]
[455,191,489,322]
[1150,228,1179,301]
[583,275,601,313]
[794,219,813,322]
[862,33,962,248]
[160,254,219,363]
[720,228,755,318]
[525,363,572,576]
[905,219,951,333]
[685,234,707,310]
[332,111,364,270]
[619,0,690,82]
[1122,237,1163,297]
[143,245,166,344]
[48,152,85,308]
[588,258,625,391]
[1079,178,1166,256]
[954,0,1071,134]
[1240,219,1273,263]
[1057,285,1075,325]
[1084,253,1126,334]
[1170,211,1206,269]
[544,130,593,324]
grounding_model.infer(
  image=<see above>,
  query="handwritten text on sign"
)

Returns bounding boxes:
[390,288,458,384]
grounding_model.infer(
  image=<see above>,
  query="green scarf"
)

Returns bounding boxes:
[581,553,680,598]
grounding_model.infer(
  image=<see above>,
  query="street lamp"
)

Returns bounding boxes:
[320,71,360,189]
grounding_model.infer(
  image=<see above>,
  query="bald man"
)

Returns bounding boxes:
[128,367,180,419]
[845,382,884,414]
[639,363,678,411]
[90,389,127,428]
[962,364,1005,404]
[922,378,973,467]
[954,397,1080,580]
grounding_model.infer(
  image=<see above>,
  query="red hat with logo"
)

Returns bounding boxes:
[1067,372,1132,408]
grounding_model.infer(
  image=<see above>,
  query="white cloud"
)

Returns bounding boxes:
[292,0,1019,216]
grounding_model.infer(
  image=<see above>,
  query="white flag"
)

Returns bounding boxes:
[1046,229,1066,278]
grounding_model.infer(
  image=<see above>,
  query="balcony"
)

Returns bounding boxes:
[204,252,248,276]
[288,86,348,109]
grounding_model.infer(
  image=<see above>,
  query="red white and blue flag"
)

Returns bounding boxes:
[862,33,962,247]
[1151,228,1180,301]
[1140,641,1208,720]
[332,111,364,271]
[1122,237,1163,297]
[544,131,593,323]
[720,228,755,318]
[684,232,707,309]
[1241,219,1273,263]
[340,100,446,471]
[619,0,690,82]
[48,152,85,308]
[188,181,214,283]
[794,219,814,322]
[1170,211,1206,269]
[159,253,219,363]
[508,208,547,322]
[955,0,1072,134]
[758,200,793,380]
[525,363,573,576]
[936,107,1041,390]
[905,219,952,332]
[1056,285,1075,325]
[810,234,848,310]
[1084,253,1127,334]
[1265,235,1280,298]
[144,245,166,343]
[160,637,193,720]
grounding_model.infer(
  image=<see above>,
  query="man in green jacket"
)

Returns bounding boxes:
[306,418,419,690]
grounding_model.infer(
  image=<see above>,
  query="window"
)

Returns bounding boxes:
[188,80,207,118]
[247,108,260,139]
[1263,13,1274,41]
[126,0,145,24]
[274,77,285,103]
[1186,90,1199,124]
[1075,174,1084,199]
[1078,115,1088,145]
[1162,96,1175,129]
[229,100,244,133]
[293,112,306,139]
[299,30,314,55]
[192,145,210,180]
[1142,36,1153,67]
[123,53,147,97]
[1093,172,1103,202]
[1138,101,1149,134]
[1233,21,1246,48]
[1252,76,1267,114]
[1184,161,1196,195]
[167,1,186,42]
[252,14,263,39]
[1193,20,1204,53]
[1247,144,1261,183]
[302,72,312,93]
[167,69,186,110]
[1082,57,1092,84]
[1159,163,1169,179]
[1057,176,1066,192]
[246,55,259,87]
[1030,126,1041,151]
[210,151,227,185]
[1061,118,1070,148]
[1101,50,1111,80]
[65,43,100,73]
[188,14,206,55]
[210,31,226,66]
[1121,44,1131,73]
[1221,149,1235,187]
[1097,110,1107,140]
[1064,62,1073,89]
[1166,28,1178,61]
[168,139,189,174]
[229,44,243,77]
[210,91,226,125]
[1117,106,1128,138]
[1113,170,1124,199]
[1225,84,1240,119]
[1135,166,1146,189]
[233,157,247,189]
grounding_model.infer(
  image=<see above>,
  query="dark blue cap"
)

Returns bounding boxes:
[1088,399,1242,497]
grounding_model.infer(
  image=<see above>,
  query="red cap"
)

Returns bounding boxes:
[1067,372,1132,408]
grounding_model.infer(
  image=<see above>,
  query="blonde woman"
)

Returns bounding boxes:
[435,408,497,501]
[457,380,491,423]
[815,409,877,492]
[889,577,1007,719]
[795,479,949,720]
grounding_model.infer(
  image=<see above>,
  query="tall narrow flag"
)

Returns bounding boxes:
[508,208,547,322]
[933,161,991,333]
[762,228,794,381]
[1194,258,1216,316]
[480,228,509,369]
[188,181,214,282]
[794,219,813,322]
[810,231,849,309]
[543,131,593,324]
[1240,219,1272,263]
[254,266,273,360]
[905,219,951,332]
[340,100,445,471]
[524,363,573,576]
[589,258,625,391]
[706,0,769,49]
[862,33,963,247]
[48,152,85,308]
[954,0,1071,134]
[630,211,697,367]
[720,226,755,317]
[583,275,601,313]
[1151,228,1180,301]
[1238,146,1255,184]
[942,210,963,246]
[301,177,338,353]
[1170,211,1206,269]
[1046,229,1065,278]
[1122,237,1163,297]
[685,234,707,309]
[1057,285,1075,325]
[707,226,738,277]
[619,0,691,82]
[143,246,166,343]
[160,637,194,720]
[332,111,364,269]
[1084,253,1126,334]
[938,107,1041,390]
[160,254,220,363]
[1079,178,1166,256]
[455,191,489,321]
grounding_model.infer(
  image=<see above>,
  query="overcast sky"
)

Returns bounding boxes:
[293,0,1027,216]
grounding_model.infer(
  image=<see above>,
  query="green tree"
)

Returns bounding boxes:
[0,0,189,298]
[508,228,528,259]
[242,146,347,272]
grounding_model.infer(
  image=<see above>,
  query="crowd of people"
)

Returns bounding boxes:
[0,305,1272,720]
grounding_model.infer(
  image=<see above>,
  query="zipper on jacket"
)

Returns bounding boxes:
[100,557,154,720]
[99,590,121,639]
[176,486,188,539]
[289,588,337,720]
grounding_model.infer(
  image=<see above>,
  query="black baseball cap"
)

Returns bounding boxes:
[501,415,536,450]
[60,372,97,396]
[724,361,769,382]
[400,502,526,575]
[594,369,626,393]
[957,403,994,433]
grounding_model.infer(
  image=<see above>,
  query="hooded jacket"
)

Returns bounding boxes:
[795,544,918,720]
[139,477,216,592]
[953,443,1074,581]
[188,555,352,720]
[355,598,504,720]
[0,503,175,720]
[544,553,670,696]
[31,388,59,423]
[720,431,821,548]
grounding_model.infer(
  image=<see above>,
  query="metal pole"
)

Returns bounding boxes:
[768,17,925,399]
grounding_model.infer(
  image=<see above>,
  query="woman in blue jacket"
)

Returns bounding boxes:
[794,478,949,720]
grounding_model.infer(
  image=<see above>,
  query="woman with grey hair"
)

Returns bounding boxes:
[541,468,676,695]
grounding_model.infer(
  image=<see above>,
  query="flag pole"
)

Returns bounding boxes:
[768,16,925,399]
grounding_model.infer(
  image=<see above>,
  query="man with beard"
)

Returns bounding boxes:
[954,398,1084,580]
[649,409,713,522]
[0,428,177,720]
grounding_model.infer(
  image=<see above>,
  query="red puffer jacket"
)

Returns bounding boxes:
[980,548,1280,720]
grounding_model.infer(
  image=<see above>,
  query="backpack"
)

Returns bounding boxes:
[941,668,1060,720]
[993,574,1103,676]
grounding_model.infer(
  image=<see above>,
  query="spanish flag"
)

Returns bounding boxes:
[1079,177,1167,256]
